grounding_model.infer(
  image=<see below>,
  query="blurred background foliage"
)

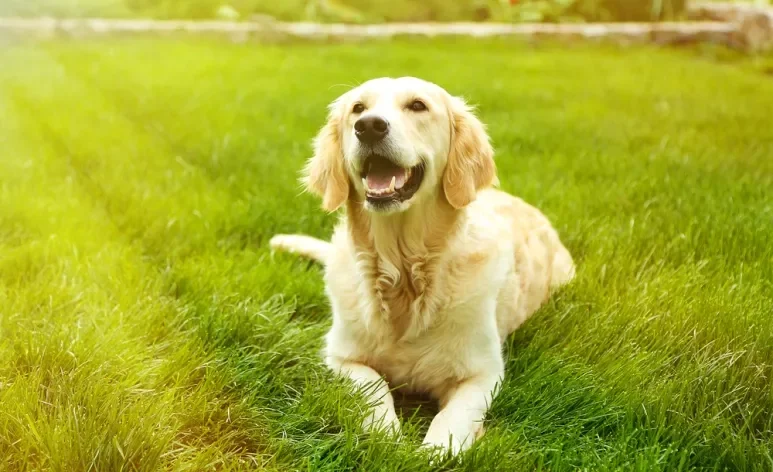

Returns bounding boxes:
[2,0,772,22]
[126,0,690,23]
[0,0,704,22]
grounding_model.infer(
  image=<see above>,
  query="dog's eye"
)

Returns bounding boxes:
[352,103,365,114]
[408,100,427,112]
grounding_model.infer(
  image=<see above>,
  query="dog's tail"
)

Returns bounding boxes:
[269,234,332,264]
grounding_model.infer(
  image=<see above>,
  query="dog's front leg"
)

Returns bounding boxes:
[422,373,502,455]
[327,357,401,434]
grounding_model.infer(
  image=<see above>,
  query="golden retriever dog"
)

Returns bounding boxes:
[270,77,575,455]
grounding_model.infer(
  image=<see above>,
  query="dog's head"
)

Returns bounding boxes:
[302,77,496,214]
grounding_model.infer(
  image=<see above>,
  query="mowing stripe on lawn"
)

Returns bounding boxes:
[0,50,285,471]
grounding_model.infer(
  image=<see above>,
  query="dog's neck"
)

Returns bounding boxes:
[345,193,460,267]
[345,193,461,336]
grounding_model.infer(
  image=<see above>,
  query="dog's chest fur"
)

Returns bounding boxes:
[366,250,447,338]
[343,256,485,392]
[324,221,506,394]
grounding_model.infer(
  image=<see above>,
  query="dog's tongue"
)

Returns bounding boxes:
[366,160,408,191]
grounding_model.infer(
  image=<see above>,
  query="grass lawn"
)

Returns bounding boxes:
[0,37,772,471]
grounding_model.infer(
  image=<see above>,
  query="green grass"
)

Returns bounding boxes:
[0,38,772,471]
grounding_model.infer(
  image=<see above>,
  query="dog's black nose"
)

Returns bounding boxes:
[354,116,389,144]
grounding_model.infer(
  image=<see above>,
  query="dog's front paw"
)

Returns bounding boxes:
[362,405,401,436]
[422,413,484,457]
[422,431,464,458]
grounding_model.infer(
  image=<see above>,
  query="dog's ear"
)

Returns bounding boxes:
[302,101,349,212]
[442,96,497,209]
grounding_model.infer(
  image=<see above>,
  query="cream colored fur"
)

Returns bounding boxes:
[270,77,575,456]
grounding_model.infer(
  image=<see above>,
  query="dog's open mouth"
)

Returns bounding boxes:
[360,155,424,205]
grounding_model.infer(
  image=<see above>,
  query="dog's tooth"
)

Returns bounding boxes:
[362,177,368,189]
[388,176,396,193]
